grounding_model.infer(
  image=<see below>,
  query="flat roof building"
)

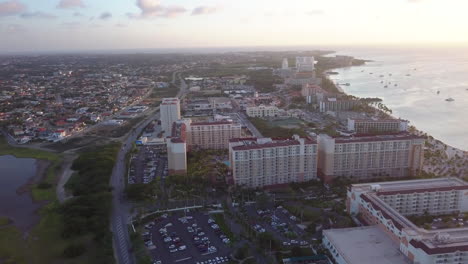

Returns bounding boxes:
[323,226,409,264]
[347,118,409,134]
[229,135,318,188]
[317,133,424,182]
[330,178,468,264]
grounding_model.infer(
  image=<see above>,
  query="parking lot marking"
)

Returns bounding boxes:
[175,257,193,262]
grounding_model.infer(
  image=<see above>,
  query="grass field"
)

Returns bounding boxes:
[0,136,59,161]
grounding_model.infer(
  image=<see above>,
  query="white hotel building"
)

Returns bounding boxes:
[324,178,468,264]
[229,135,318,188]
[317,133,425,182]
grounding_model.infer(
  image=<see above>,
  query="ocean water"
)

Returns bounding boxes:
[329,46,468,151]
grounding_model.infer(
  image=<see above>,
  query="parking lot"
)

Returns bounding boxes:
[244,204,310,248]
[128,145,168,184]
[141,211,233,264]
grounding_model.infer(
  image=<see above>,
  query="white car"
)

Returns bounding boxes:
[178,245,187,251]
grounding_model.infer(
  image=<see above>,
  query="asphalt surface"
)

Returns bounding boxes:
[110,71,187,264]
[148,212,232,264]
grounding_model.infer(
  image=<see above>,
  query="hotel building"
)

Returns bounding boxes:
[317,133,424,182]
[347,118,409,134]
[160,98,181,136]
[229,135,318,188]
[166,137,187,175]
[187,120,241,150]
[319,98,361,112]
[324,177,468,264]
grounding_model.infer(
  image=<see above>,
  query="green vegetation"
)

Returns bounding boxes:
[248,117,307,138]
[213,213,235,242]
[246,70,282,93]
[0,226,26,264]
[150,84,179,100]
[130,229,152,264]
[0,217,10,226]
[59,143,121,263]
[0,136,59,161]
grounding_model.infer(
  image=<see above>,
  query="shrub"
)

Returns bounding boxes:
[63,243,86,258]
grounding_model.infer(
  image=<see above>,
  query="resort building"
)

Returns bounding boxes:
[187,120,241,150]
[229,135,318,188]
[324,177,468,264]
[347,118,409,134]
[296,57,315,72]
[245,105,279,118]
[317,133,424,182]
[319,98,361,112]
[160,98,181,136]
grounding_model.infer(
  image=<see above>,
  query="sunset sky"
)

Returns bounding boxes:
[1,0,468,52]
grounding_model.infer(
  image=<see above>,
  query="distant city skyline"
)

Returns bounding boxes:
[1,0,468,53]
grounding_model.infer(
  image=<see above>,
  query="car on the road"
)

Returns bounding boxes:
[169,248,178,253]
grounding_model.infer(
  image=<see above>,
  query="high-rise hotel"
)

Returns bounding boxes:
[229,135,318,188]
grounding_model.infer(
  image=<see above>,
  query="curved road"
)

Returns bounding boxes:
[110,71,187,264]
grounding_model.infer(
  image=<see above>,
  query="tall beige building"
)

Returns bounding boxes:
[317,133,424,182]
[187,121,241,150]
[166,137,187,175]
[160,98,181,136]
[229,135,318,188]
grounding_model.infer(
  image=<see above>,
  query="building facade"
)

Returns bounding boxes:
[160,98,181,136]
[229,135,318,188]
[245,105,279,118]
[347,118,409,134]
[166,137,187,175]
[335,178,468,264]
[296,57,315,72]
[319,98,360,112]
[187,121,241,150]
[317,133,424,182]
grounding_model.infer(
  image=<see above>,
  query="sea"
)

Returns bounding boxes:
[328,46,468,151]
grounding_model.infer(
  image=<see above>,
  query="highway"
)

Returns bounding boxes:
[110,71,187,264]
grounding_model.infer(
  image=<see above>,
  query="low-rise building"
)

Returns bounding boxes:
[329,178,468,264]
[229,135,318,188]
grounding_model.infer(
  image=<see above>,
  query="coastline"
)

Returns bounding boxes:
[327,60,468,178]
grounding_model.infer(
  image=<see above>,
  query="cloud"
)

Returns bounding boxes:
[306,10,324,16]
[57,0,85,9]
[0,0,27,16]
[99,12,112,20]
[73,11,83,17]
[61,22,80,29]
[20,11,57,19]
[191,6,219,16]
[115,23,127,28]
[2,23,27,33]
[128,0,186,19]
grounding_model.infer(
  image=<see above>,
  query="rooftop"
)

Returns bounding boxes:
[324,226,409,264]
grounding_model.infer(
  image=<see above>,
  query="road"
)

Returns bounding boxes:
[237,113,263,138]
[110,71,186,264]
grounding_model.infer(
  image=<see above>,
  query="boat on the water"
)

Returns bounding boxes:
[437,90,440,94]
[384,85,388,88]
[446,97,455,102]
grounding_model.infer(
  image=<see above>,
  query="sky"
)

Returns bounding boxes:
[0,0,468,53]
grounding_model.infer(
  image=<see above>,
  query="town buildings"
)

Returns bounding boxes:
[347,118,409,134]
[228,135,318,188]
[160,98,181,136]
[323,178,468,264]
[317,133,425,182]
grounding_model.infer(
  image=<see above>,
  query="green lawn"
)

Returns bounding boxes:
[0,217,10,226]
[0,136,60,161]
